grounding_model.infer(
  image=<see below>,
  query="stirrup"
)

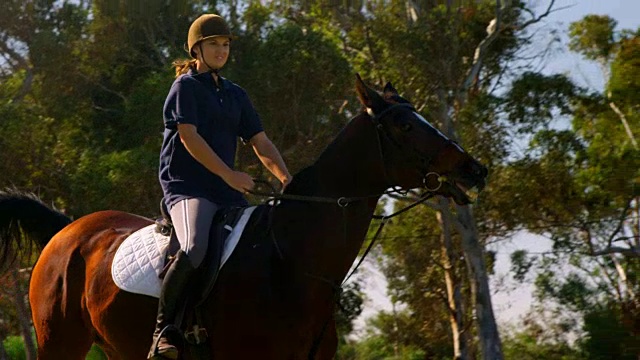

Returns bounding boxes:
[148,325,180,359]
[185,324,209,345]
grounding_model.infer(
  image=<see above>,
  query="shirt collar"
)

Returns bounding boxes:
[187,68,228,90]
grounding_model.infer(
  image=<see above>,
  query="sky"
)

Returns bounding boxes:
[353,0,640,336]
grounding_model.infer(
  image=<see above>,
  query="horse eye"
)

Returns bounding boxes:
[400,122,412,132]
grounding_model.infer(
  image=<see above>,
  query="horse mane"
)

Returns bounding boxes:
[283,112,371,198]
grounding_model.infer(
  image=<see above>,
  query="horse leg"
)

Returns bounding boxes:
[30,250,95,359]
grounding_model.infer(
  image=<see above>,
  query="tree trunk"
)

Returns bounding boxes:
[437,201,469,360]
[11,269,36,360]
[443,0,505,352]
[455,206,503,360]
[435,79,503,358]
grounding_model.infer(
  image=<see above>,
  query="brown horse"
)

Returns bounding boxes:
[0,75,486,359]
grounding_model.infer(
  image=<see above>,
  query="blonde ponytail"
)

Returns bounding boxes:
[172,59,197,78]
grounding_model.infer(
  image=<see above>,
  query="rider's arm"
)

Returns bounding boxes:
[249,131,292,189]
[178,123,254,192]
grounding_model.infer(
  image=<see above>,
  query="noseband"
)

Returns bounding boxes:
[368,103,452,192]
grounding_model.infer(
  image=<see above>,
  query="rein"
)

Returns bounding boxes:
[249,179,409,207]
[248,182,436,292]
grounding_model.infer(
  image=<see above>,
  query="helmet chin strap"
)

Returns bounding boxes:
[198,43,220,75]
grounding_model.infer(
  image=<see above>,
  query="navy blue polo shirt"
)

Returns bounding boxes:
[159,69,264,209]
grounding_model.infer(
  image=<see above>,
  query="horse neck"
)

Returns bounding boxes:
[312,113,389,196]
[278,113,390,283]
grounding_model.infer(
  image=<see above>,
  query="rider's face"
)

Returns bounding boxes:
[196,37,231,70]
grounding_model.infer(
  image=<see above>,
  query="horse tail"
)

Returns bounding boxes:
[0,188,72,272]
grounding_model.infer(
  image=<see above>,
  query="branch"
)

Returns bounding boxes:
[11,67,33,103]
[460,0,560,98]
[605,201,632,248]
[614,236,639,243]
[608,99,638,149]
[517,0,558,30]
[589,246,640,257]
[460,0,503,94]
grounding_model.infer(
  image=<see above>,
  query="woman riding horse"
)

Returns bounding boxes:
[153,14,291,359]
[0,74,487,359]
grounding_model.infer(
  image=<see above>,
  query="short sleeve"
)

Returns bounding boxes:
[163,78,199,130]
[238,90,264,142]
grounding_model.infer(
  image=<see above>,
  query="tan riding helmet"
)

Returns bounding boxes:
[186,14,235,58]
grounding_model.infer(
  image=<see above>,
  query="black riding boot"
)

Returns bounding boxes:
[148,250,195,360]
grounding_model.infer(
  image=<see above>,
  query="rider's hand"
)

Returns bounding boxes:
[223,171,255,194]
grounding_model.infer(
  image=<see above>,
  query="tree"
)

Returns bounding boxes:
[375,203,462,358]
[501,307,583,360]
[489,15,640,359]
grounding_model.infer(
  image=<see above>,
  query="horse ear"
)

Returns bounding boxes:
[383,82,399,99]
[355,73,385,112]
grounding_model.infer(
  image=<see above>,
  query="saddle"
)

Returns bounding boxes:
[154,199,246,303]
[153,199,273,351]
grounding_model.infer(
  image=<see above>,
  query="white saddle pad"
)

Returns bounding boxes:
[111,206,257,298]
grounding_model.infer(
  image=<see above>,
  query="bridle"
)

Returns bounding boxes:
[369,102,453,193]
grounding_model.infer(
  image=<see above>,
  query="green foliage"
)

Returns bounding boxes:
[509,250,535,283]
[2,335,107,360]
[86,344,108,360]
[4,335,27,360]
[502,326,583,360]
[498,16,640,354]
[342,334,427,360]
[608,35,640,128]
[336,281,365,336]
[368,202,459,357]
[68,145,161,216]
[569,15,618,62]
[503,72,578,133]
[580,304,638,360]
[230,21,354,174]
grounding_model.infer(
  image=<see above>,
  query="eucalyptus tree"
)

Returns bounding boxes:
[489,15,640,358]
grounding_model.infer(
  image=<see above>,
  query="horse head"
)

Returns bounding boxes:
[355,74,487,205]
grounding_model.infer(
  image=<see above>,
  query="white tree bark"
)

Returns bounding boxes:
[437,202,469,360]
[454,206,503,360]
